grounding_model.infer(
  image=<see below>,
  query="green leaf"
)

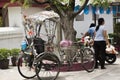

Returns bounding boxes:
[10,0,17,3]
[0,48,10,60]
[10,48,20,57]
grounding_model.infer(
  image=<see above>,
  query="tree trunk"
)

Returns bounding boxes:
[60,17,77,42]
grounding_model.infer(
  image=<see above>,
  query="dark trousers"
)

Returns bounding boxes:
[93,41,106,68]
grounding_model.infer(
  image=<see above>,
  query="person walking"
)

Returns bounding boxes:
[93,18,110,69]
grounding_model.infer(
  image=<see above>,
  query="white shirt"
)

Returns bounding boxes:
[94,25,106,41]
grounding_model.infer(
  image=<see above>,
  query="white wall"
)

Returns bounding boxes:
[8,7,114,38]
[0,27,23,49]
[74,12,113,38]
[8,7,43,31]
[0,7,43,49]
[8,7,23,27]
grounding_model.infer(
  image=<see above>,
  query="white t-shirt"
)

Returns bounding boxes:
[94,25,106,41]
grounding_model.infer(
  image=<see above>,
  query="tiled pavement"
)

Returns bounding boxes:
[0,55,120,80]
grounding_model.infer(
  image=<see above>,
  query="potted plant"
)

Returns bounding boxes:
[0,48,10,69]
[10,48,20,66]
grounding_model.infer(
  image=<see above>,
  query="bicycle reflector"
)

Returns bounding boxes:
[28,30,33,36]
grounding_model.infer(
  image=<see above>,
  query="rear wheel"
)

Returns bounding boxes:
[35,52,60,80]
[81,48,95,72]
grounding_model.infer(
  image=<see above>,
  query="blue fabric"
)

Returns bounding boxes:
[84,6,89,15]
[92,6,96,14]
[21,41,27,50]
[88,27,95,38]
[106,7,111,14]
[99,7,104,14]
[74,5,80,12]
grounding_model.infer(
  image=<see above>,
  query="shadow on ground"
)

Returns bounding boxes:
[23,76,66,80]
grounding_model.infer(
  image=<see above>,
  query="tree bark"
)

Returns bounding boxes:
[60,16,76,41]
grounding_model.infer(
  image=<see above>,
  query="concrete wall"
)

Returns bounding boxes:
[0,27,23,49]
[8,7,42,31]
[0,7,43,49]
[8,7,23,27]
[0,7,23,49]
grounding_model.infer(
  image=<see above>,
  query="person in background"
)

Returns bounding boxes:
[93,18,110,69]
[82,23,96,39]
[82,23,96,47]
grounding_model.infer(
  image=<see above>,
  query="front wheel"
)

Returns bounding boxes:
[17,52,37,79]
[105,54,116,64]
[81,48,95,72]
[35,52,60,80]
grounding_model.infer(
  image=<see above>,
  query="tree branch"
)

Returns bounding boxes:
[72,0,89,18]
[70,0,75,11]
[50,0,67,18]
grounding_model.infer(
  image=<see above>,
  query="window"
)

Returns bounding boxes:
[75,13,84,21]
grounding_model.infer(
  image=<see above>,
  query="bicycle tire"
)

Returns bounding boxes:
[35,52,60,80]
[17,54,36,79]
[105,54,116,64]
[81,48,95,72]
[17,50,40,79]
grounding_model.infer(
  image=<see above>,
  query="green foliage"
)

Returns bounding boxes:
[22,0,31,8]
[7,0,30,8]
[108,33,114,38]
[59,0,69,4]
[0,48,20,60]
[76,38,81,42]
[10,48,20,57]
[10,0,18,3]
[114,22,120,34]
[113,22,120,45]
[0,48,10,60]
[109,33,120,44]
[0,17,3,27]
[9,0,113,10]
[92,0,112,8]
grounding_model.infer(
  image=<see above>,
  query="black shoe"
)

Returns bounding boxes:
[101,67,106,69]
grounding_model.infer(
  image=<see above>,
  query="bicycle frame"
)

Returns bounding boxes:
[59,41,84,62]
[59,41,95,72]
